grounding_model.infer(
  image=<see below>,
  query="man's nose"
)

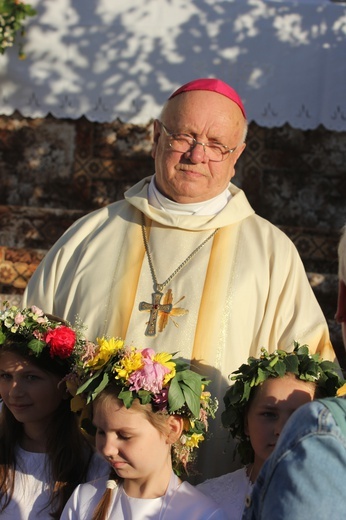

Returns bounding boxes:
[185,141,208,163]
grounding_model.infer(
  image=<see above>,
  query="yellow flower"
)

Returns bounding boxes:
[115,348,143,380]
[70,394,87,413]
[65,376,79,397]
[185,433,204,448]
[154,352,176,384]
[337,383,346,397]
[84,337,124,370]
[201,390,211,401]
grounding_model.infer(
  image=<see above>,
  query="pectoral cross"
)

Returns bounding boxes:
[139,287,173,337]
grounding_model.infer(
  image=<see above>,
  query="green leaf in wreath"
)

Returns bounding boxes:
[77,370,104,395]
[0,330,6,345]
[137,390,152,405]
[168,376,185,412]
[181,382,200,418]
[27,338,45,355]
[91,372,110,401]
[118,389,134,408]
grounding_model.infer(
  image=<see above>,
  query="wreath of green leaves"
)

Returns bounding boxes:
[221,343,345,464]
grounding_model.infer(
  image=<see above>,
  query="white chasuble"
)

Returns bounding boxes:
[23,176,335,479]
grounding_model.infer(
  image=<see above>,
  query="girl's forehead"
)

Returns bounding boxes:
[93,399,150,429]
[94,398,140,419]
[0,351,58,380]
[0,350,35,369]
[251,375,315,403]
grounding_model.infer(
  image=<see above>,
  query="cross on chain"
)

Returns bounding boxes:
[139,288,173,337]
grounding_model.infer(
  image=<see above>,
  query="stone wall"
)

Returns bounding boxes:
[1,113,345,366]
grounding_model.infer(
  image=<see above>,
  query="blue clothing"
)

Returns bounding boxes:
[243,398,346,520]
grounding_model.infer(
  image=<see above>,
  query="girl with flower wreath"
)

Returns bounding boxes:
[196,343,344,520]
[60,339,226,520]
[0,304,108,519]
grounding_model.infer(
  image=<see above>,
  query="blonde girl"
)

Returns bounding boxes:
[61,341,226,519]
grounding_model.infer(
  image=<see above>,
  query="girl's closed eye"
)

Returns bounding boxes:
[117,432,131,440]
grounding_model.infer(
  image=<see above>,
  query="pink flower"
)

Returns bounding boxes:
[199,408,208,430]
[31,306,44,316]
[128,348,171,394]
[33,330,44,340]
[81,341,97,364]
[30,306,47,324]
[14,313,25,325]
[44,326,76,359]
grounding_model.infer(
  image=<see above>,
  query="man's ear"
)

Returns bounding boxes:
[151,119,161,159]
[234,142,246,164]
[166,415,184,444]
[229,142,246,181]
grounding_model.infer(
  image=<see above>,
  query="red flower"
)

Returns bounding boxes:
[44,326,76,359]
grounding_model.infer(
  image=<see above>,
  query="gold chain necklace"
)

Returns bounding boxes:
[139,214,219,336]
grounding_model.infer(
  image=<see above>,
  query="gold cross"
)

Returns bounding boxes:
[139,290,173,336]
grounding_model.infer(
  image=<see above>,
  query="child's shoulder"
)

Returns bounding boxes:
[73,474,111,502]
[174,480,227,519]
[196,467,249,518]
[61,476,114,520]
[197,467,247,495]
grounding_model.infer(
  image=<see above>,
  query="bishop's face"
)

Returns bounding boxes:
[151,90,246,204]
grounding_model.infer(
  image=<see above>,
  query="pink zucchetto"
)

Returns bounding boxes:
[168,78,246,119]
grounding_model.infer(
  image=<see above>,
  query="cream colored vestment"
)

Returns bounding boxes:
[23,176,335,479]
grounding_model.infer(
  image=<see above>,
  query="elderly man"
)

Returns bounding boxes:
[22,78,335,479]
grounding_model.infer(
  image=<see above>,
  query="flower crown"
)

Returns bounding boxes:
[221,343,345,465]
[69,337,218,475]
[0,303,87,372]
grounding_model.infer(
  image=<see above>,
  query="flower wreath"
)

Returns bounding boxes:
[0,303,87,372]
[221,342,345,465]
[68,337,218,475]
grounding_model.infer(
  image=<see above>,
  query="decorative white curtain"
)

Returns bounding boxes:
[1,0,345,129]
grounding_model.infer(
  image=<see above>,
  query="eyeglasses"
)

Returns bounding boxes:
[159,121,237,162]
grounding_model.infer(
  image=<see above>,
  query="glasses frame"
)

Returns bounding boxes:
[159,121,237,162]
